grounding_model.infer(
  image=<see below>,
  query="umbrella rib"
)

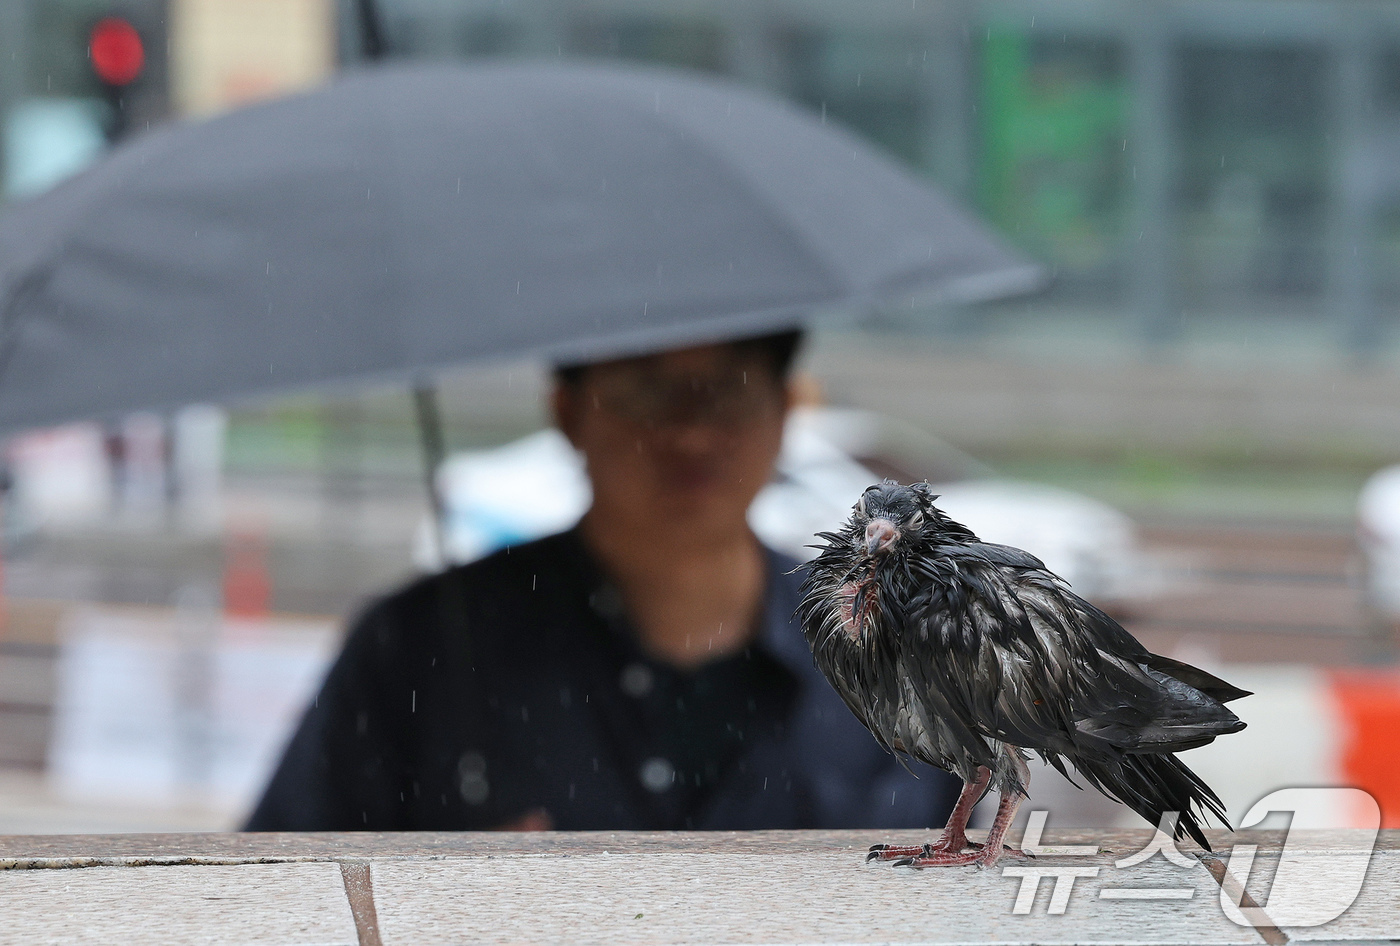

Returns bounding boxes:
[0,265,53,391]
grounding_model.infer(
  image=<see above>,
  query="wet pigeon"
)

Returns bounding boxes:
[798,481,1249,867]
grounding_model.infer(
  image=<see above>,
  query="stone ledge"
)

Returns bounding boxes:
[0,830,1393,945]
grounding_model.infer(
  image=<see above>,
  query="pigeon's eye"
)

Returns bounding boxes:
[907,511,924,530]
[856,493,869,517]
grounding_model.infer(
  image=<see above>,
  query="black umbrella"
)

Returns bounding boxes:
[0,60,1040,439]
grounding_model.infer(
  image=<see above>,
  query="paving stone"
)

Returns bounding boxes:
[370,848,1264,946]
[0,862,357,946]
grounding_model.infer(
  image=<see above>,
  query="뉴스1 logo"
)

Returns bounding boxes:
[1002,787,1381,926]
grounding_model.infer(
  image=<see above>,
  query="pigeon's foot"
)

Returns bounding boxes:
[890,762,1032,869]
[894,844,1032,870]
[866,833,973,863]
[891,848,984,868]
[867,839,1032,866]
[867,843,929,863]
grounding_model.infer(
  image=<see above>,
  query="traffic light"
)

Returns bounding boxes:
[88,15,145,142]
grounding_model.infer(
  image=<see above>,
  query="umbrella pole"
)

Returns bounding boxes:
[412,384,449,567]
[356,0,388,60]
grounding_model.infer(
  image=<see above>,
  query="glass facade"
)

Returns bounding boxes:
[780,27,932,171]
[976,29,1128,296]
[1178,43,1329,306]
[6,1,1400,348]
[336,0,1400,349]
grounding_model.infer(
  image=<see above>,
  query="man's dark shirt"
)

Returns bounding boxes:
[246,529,958,831]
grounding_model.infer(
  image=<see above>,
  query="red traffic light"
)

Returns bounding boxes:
[89,17,144,87]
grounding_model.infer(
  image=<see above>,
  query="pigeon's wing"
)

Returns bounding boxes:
[1144,653,1252,704]
[1057,596,1248,753]
[964,541,1048,571]
[897,546,1246,848]
[899,545,1245,758]
[985,562,1246,849]
[895,548,1088,761]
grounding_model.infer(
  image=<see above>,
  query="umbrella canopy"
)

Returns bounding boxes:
[0,61,1041,436]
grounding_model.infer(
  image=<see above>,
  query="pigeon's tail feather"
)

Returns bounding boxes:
[1073,751,1228,851]
[1145,654,1253,704]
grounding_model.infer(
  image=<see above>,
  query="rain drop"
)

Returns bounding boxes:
[620,663,653,698]
[639,757,674,793]
[459,751,489,805]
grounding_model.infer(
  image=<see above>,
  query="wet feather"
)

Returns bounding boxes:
[798,480,1249,850]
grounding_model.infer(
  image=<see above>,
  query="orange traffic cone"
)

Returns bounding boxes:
[223,527,271,618]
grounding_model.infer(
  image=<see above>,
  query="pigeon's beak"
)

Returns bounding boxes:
[865,518,899,557]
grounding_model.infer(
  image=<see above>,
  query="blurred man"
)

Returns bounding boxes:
[247,332,958,831]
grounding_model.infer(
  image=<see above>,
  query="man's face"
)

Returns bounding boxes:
[553,343,791,543]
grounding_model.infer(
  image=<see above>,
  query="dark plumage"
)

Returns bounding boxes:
[798,480,1249,867]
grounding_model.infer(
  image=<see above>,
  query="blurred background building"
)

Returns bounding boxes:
[2,0,1400,833]
[9,0,1400,351]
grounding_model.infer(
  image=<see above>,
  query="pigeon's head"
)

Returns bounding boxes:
[851,480,938,558]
